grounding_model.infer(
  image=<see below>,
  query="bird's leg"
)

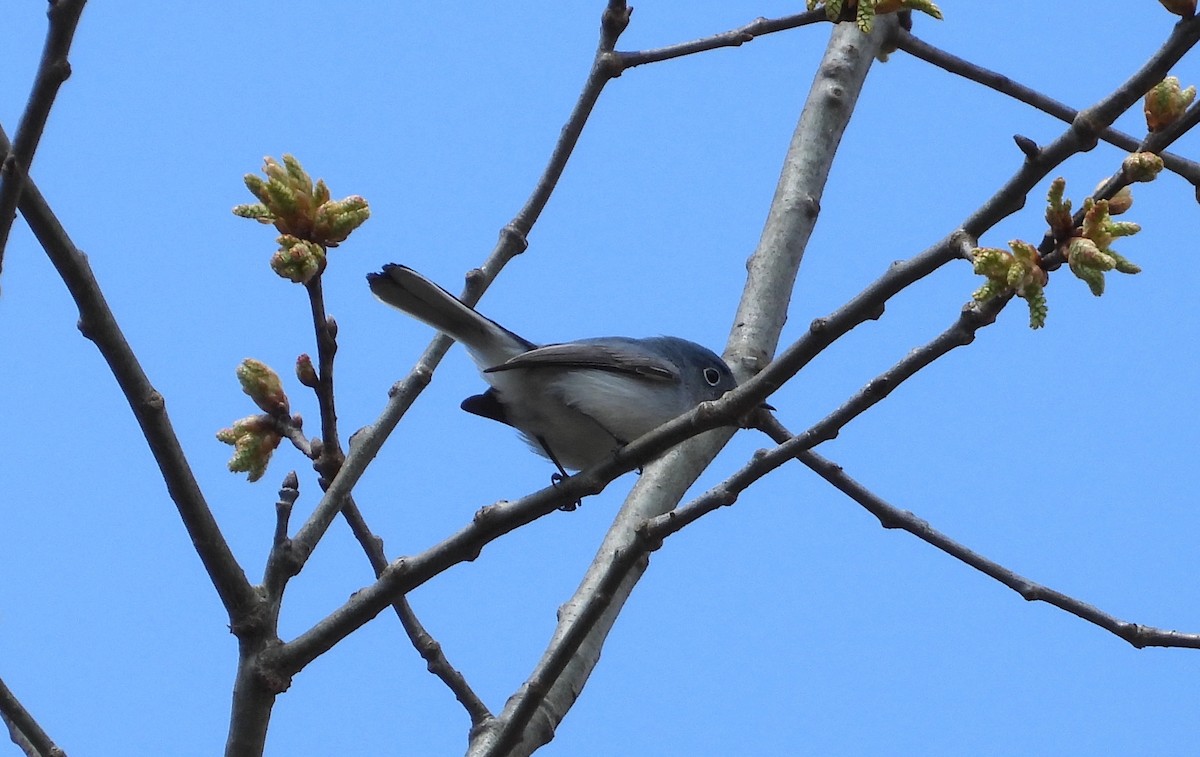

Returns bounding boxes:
[537,436,581,512]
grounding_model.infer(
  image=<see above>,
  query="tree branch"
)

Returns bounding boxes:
[893,27,1200,187]
[339,501,492,727]
[795,447,1200,650]
[469,15,1200,754]
[0,675,66,757]
[960,13,1200,238]
[0,0,86,278]
[615,9,827,69]
[217,10,1200,695]
[0,126,258,618]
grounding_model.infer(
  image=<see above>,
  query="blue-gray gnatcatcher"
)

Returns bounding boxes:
[367,264,739,478]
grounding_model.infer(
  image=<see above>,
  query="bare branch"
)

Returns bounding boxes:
[962,14,1200,237]
[471,17,1200,753]
[0,125,258,618]
[228,12,1200,695]
[0,0,87,278]
[340,500,492,727]
[0,675,66,757]
[615,9,826,69]
[795,447,1200,650]
[893,28,1200,186]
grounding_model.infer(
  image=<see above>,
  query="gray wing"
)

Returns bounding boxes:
[483,339,678,382]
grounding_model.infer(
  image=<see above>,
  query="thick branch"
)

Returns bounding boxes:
[0,126,257,619]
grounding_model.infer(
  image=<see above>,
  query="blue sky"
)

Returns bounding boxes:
[3,2,1200,755]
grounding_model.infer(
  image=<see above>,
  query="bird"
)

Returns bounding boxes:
[367,264,740,482]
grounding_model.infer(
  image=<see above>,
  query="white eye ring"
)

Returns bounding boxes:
[703,367,722,386]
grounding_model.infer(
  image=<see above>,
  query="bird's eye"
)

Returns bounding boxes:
[703,367,723,386]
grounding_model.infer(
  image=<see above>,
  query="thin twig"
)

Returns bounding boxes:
[0,675,67,757]
[340,500,492,727]
[893,28,1200,186]
[303,276,344,483]
[795,447,1200,650]
[961,14,1200,238]
[272,415,313,459]
[0,0,87,277]
[615,9,826,69]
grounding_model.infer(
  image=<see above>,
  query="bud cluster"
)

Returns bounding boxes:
[972,170,1151,329]
[232,155,370,284]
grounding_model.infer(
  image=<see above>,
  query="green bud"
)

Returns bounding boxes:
[1044,177,1073,235]
[1144,77,1196,132]
[1122,152,1165,183]
[971,248,1012,279]
[1067,238,1113,296]
[232,203,275,224]
[237,359,289,416]
[271,235,325,284]
[312,195,371,247]
[972,279,1006,304]
[1020,282,1048,330]
[216,415,281,483]
[1110,252,1142,275]
[235,155,371,264]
